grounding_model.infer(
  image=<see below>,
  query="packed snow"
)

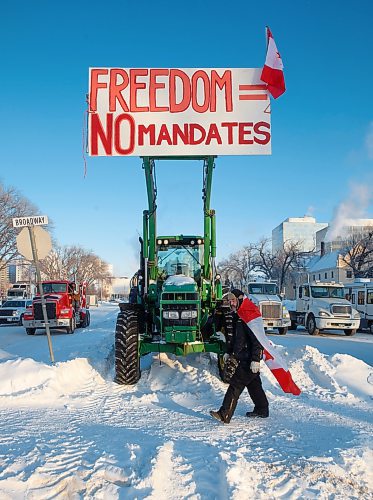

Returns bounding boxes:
[0,303,372,499]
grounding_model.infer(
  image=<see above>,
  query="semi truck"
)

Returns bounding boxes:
[7,283,36,299]
[344,278,373,333]
[23,280,90,335]
[247,281,291,334]
[114,156,231,385]
[288,281,360,336]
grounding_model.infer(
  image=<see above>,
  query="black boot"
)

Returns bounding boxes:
[245,408,269,418]
[210,410,227,423]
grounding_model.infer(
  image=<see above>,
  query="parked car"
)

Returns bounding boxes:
[0,299,33,326]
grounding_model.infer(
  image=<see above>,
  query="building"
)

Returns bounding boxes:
[272,216,328,253]
[316,219,373,254]
[0,263,9,300]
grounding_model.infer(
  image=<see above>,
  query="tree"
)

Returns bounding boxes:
[341,231,373,278]
[253,238,305,291]
[219,245,256,290]
[0,183,41,271]
[39,244,110,286]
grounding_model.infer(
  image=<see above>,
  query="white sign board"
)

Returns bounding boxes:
[16,226,52,261]
[88,68,271,156]
[12,215,49,228]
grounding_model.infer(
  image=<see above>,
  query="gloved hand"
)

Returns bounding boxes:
[223,353,230,362]
[250,361,261,373]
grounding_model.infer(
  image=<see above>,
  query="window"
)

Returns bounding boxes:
[351,293,355,304]
[331,271,334,278]
[304,285,310,297]
[324,272,327,279]
[313,275,315,280]
[318,274,321,280]
[358,291,365,305]
[367,290,373,305]
[346,270,353,279]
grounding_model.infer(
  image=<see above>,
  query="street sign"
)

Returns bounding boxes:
[16,226,52,260]
[12,215,49,228]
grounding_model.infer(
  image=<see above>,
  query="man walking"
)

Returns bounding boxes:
[210,289,269,423]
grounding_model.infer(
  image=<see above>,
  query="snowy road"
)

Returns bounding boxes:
[0,304,372,499]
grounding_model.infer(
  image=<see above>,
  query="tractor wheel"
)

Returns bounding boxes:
[114,308,140,385]
[344,329,357,336]
[66,318,75,334]
[278,327,288,335]
[306,314,320,336]
[26,328,36,335]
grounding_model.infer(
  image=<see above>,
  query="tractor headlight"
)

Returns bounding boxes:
[181,310,198,319]
[163,310,179,319]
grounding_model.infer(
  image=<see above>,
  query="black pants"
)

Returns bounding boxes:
[219,364,269,423]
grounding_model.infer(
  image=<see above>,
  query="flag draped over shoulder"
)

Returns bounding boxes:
[237,296,301,395]
[261,26,286,99]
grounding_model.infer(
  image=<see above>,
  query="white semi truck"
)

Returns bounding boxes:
[247,281,291,335]
[288,281,360,336]
[7,282,36,299]
[344,278,373,334]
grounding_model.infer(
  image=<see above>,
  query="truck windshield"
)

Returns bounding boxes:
[42,283,68,293]
[2,301,26,308]
[157,244,203,280]
[248,283,279,295]
[7,291,25,297]
[310,286,345,299]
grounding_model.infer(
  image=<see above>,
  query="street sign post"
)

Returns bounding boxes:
[13,215,55,363]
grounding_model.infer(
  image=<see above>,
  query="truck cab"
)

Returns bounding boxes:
[290,281,360,336]
[247,281,291,335]
[344,278,373,333]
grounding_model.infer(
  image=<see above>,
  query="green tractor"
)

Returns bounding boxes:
[114,156,232,385]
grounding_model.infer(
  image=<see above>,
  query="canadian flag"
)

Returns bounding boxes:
[261,26,286,99]
[237,296,301,395]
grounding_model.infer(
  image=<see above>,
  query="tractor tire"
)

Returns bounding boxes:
[278,327,288,335]
[66,318,75,334]
[26,328,36,335]
[114,308,140,385]
[344,329,357,336]
[306,314,320,336]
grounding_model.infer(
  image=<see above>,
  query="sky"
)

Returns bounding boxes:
[0,305,372,496]
[1,0,373,276]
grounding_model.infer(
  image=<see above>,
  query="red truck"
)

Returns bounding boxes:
[23,280,90,335]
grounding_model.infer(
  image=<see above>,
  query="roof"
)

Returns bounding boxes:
[307,250,341,272]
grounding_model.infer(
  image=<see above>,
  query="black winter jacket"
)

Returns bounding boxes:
[229,314,263,365]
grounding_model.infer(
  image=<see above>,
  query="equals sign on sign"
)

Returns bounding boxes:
[238,84,268,100]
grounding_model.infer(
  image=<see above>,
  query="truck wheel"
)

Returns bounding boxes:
[86,311,91,326]
[306,315,320,335]
[115,308,140,385]
[370,323,373,335]
[66,318,75,334]
[278,327,288,335]
[344,329,357,336]
[26,328,36,335]
[81,311,90,328]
